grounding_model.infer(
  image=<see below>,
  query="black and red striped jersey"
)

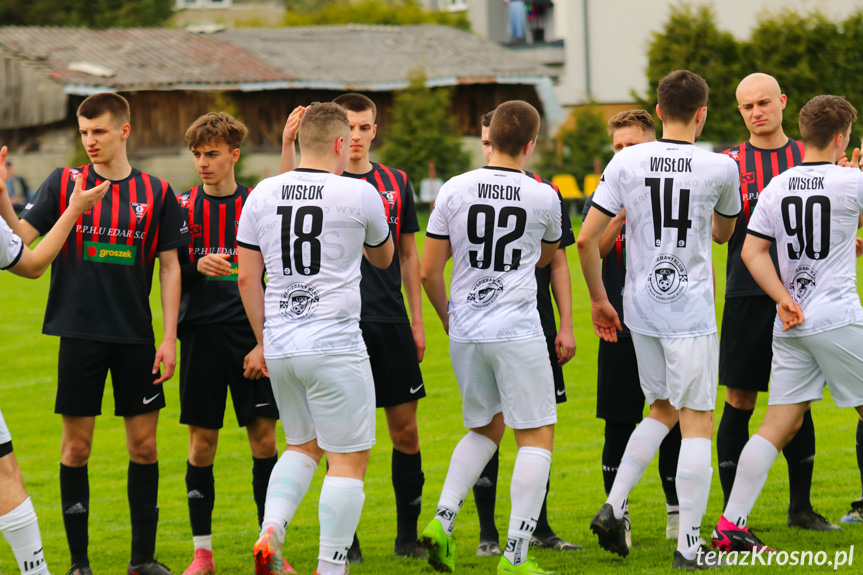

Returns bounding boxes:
[22,165,189,343]
[176,184,251,328]
[722,140,805,297]
[524,171,575,338]
[342,163,420,323]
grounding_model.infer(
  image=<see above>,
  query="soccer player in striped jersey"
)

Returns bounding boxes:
[471,110,579,557]
[712,94,863,552]
[579,70,740,570]
[716,73,838,531]
[13,93,189,575]
[328,92,427,562]
[239,102,393,575]
[0,146,108,575]
[421,100,561,575]
[583,110,682,547]
[176,112,300,575]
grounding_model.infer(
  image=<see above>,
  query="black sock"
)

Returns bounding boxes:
[783,410,815,514]
[392,449,424,545]
[186,461,215,537]
[473,448,499,542]
[602,421,636,496]
[253,455,277,528]
[533,477,554,537]
[60,463,90,567]
[857,420,863,499]
[716,402,753,508]
[658,422,681,507]
[128,461,159,565]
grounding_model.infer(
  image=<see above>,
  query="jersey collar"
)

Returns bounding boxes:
[657,138,693,146]
[482,166,523,174]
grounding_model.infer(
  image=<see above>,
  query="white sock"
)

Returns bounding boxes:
[505,447,552,567]
[192,534,212,552]
[723,435,779,528]
[317,476,365,574]
[0,497,50,575]
[607,418,669,519]
[261,451,318,542]
[436,431,498,535]
[675,438,712,560]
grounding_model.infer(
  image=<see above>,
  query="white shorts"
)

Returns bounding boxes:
[449,336,557,430]
[267,351,376,453]
[769,324,863,408]
[0,407,10,445]
[630,332,718,411]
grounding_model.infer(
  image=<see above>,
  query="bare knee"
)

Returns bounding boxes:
[247,419,278,459]
[61,437,92,466]
[726,387,758,411]
[389,420,419,454]
[128,435,158,464]
[189,428,219,467]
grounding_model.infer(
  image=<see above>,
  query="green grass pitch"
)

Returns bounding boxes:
[0,209,861,574]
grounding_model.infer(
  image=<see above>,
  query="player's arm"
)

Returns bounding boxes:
[7,176,110,279]
[576,208,622,342]
[420,236,451,334]
[399,232,425,362]
[537,240,559,268]
[0,147,40,244]
[279,106,305,174]
[365,235,394,268]
[154,248,181,384]
[599,210,625,258]
[549,248,575,365]
[712,211,737,244]
[238,245,268,379]
[742,233,802,331]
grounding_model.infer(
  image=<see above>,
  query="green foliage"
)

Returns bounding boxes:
[0,0,173,28]
[380,69,471,184]
[537,105,612,185]
[284,0,470,30]
[640,3,746,144]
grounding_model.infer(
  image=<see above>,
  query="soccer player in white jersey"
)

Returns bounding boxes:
[711,94,863,553]
[420,100,561,575]
[577,70,741,570]
[0,145,109,575]
[236,103,393,575]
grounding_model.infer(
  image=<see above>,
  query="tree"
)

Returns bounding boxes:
[284,0,470,30]
[380,68,471,184]
[640,3,747,145]
[0,0,173,28]
[536,105,612,186]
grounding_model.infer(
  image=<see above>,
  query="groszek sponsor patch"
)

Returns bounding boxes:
[206,262,239,282]
[83,241,137,265]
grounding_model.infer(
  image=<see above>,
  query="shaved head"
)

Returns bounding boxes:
[735,73,788,146]
[735,73,781,103]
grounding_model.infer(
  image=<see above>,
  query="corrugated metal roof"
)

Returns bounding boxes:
[0,25,552,92]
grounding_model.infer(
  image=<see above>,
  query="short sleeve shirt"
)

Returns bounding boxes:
[426,166,562,343]
[591,140,741,338]
[342,163,420,323]
[747,162,863,337]
[583,193,630,338]
[0,217,24,271]
[236,168,390,359]
[21,165,189,343]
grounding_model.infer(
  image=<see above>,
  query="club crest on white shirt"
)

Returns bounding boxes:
[279,283,320,321]
[647,254,688,303]
[466,277,505,310]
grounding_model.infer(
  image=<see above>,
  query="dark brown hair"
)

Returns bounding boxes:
[333,92,377,120]
[488,100,540,157]
[657,70,709,124]
[77,93,131,126]
[799,95,857,150]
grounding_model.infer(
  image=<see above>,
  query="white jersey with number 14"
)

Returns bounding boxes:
[591,140,741,338]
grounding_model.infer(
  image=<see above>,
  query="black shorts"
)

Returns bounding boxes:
[719,295,775,392]
[179,324,279,429]
[596,336,645,423]
[542,329,567,404]
[56,337,165,417]
[360,321,425,408]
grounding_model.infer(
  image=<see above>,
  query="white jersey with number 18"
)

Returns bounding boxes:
[426,166,562,343]
[237,168,390,359]
[591,140,741,338]
[748,162,863,337]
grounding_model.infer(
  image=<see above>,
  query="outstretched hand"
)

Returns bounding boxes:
[69,175,111,215]
[591,300,622,342]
